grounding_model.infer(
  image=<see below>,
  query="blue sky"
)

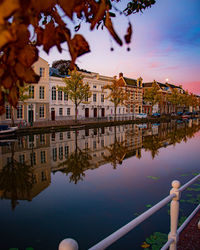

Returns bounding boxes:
[39,0,200,94]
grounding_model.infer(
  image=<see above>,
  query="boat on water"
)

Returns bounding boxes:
[0,125,18,138]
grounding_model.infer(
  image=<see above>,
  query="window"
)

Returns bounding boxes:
[52,87,56,100]
[119,108,120,114]
[93,140,96,149]
[6,105,11,119]
[59,146,63,160]
[41,171,46,181]
[52,148,57,161]
[40,67,45,77]
[101,139,104,147]
[40,134,45,144]
[64,92,68,101]
[60,132,63,140]
[85,95,89,102]
[59,108,63,116]
[19,154,25,164]
[67,108,70,115]
[39,105,45,118]
[41,151,46,163]
[30,152,36,165]
[29,86,34,99]
[101,94,104,103]
[65,146,69,158]
[93,85,96,88]
[93,93,97,102]
[39,86,44,99]
[51,133,55,141]
[58,90,62,101]
[17,105,23,119]
[67,131,71,139]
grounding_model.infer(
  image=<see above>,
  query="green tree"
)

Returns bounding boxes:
[59,70,91,122]
[143,81,161,114]
[166,88,182,113]
[103,79,129,120]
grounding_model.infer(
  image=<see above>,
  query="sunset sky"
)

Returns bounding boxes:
[39,0,200,95]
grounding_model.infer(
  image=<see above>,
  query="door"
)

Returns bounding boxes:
[51,109,55,120]
[94,108,97,118]
[101,108,105,117]
[85,108,89,118]
[28,110,34,123]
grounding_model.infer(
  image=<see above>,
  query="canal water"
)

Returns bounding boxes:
[0,119,200,250]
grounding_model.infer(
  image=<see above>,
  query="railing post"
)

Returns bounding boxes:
[168,180,181,250]
[58,238,79,250]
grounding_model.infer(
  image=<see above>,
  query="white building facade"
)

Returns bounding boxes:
[49,71,127,120]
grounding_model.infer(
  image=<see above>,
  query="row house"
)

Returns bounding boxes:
[143,81,184,114]
[117,73,143,115]
[49,71,127,120]
[0,57,50,124]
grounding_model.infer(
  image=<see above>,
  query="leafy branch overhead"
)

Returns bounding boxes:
[0,0,156,114]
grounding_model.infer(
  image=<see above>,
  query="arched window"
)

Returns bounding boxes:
[52,87,56,100]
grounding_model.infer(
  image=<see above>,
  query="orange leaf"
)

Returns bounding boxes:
[69,34,90,65]
[43,20,56,53]
[18,45,38,67]
[0,0,20,24]
[8,86,18,107]
[90,0,108,30]
[2,75,13,89]
[0,25,16,50]
[124,22,132,44]
[23,67,40,83]
[58,0,77,19]
[105,12,122,46]
[30,0,56,13]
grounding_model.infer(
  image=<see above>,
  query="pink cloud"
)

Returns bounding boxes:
[182,81,200,95]
[148,61,162,68]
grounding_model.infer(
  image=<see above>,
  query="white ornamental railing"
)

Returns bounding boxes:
[59,174,200,250]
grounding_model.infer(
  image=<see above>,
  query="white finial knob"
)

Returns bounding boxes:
[172,180,181,189]
[58,238,79,250]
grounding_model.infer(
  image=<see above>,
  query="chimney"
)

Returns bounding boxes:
[119,72,123,78]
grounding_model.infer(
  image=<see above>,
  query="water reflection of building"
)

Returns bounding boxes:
[0,134,51,205]
[1,119,200,203]
[51,124,143,172]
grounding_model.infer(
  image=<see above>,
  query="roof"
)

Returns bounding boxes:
[123,77,137,87]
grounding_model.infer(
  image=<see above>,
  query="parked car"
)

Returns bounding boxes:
[177,111,183,116]
[182,112,192,119]
[151,113,160,118]
[135,113,147,119]
[171,112,177,117]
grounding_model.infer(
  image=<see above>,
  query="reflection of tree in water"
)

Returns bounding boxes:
[59,131,91,184]
[143,135,162,159]
[103,126,127,169]
[143,121,200,159]
[0,142,33,210]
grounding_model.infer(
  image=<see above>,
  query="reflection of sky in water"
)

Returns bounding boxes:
[0,125,200,249]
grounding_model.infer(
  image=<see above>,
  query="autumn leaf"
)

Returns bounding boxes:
[0,26,16,50]
[0,0,20,24]
[2,75,13,89]
[124,22,132,44]
[105,12,122,46]
[18,45,38,67]
[58,0,77,19]
[30,0,56,13]
[8,86,18,107]
[69,34,90,66]
[90,0,108,30]
[141,241,150,248]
